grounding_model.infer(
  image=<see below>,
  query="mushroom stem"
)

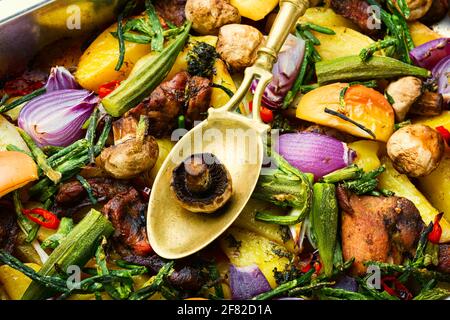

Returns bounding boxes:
[184,156,211,194]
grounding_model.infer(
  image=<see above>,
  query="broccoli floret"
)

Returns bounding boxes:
[187,41,218,78]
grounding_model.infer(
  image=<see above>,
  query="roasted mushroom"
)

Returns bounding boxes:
[386,76,423,122]
[387,124,445,177]
[97,116,159,179]
[171,153,232,213]
[185,0,241,35]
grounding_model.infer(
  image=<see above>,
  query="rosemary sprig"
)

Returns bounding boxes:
[324,107,376,139]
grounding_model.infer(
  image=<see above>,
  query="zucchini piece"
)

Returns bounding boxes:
[316,55,430,84]
[22,209,114,300]
[311,183,338,277]
[102,22,192,117]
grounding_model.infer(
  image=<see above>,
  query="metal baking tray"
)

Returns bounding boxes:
[0,0,127,79]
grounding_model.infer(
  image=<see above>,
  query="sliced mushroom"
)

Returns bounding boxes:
[97,116,159,179]
[171,153,232,213]
[386,76,423,122]
[387,124,445,177]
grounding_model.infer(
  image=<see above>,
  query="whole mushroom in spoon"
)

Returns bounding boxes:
[171,153,232,213]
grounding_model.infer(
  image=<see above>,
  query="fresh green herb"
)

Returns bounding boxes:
[187,41,218,78]
[114,14,126,71]
[301,29,320,45]
[324,107,376,139]
[360,37,398,62]
[13,191,39,243]
[129,261,174,300]
[0,87,46,114]
[76,175,98,205]
[85,108,99,163]
[413,288,450,300]
[343,166,386,195]
[394,120,411,131]
[6,144,33,158]
[273,264,302,286]
[253,269,314,300]
[299,23,335,35]
[318,287,369,300]
[396,0,411,18]
[385,91,396,105]
[225,234,242,250]
[0,94,9,106]
[288,281,335,297]
[144,0,164,51]
[41,217,74,250]
[208,260,224,299]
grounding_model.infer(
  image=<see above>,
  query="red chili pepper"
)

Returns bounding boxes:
[22,208,60,229]
[300,263,311,273]
[248,102,274,123]
[313,261,322,274]
[98,80,121,99]
[436,126,450,145]
[381,276,413,300]
[428,212,444,244]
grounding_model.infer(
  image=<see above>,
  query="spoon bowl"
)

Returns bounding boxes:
[147,0,310,259]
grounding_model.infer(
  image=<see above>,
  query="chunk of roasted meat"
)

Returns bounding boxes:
[124,255,206,292]
[337,187,424,275]
[330,0,382,38]
[125,71,212,137]
[102,188,152,256]
[0,201,19,253]
[155,0,187,27]
[438,244,450,273]
[54,177,152,257]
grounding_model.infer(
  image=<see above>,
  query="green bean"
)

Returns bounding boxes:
[0,87,46,113]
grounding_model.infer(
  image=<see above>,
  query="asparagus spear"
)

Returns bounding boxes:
[321,164,363,184]
[41,217,74,250]
[129,261,174,300]
[85,108,99,164]
[317,287,369,300]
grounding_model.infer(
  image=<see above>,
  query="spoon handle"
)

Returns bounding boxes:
[254,0,309,69]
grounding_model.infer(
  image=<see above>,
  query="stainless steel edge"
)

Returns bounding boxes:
[0,0,126,79]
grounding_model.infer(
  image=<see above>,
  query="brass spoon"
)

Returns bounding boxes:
[147,0,310,259]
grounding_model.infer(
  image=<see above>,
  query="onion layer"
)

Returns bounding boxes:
[45,66,79,91]
[278,132,355,180]
[18,89,98,147]
[251,34,305,108]
[432,56,450,103]
[410,38,450,70]
[229,264,271,300]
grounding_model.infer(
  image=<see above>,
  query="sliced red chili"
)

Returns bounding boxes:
[300,263,312,273]
[381,276,413,300]
[22,208,60,229]
[436,126,450,145]
[428,212,444,244]
[313,261,322,274]
[98,80,121,99]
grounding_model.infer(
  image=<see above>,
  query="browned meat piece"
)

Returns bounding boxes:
[126,71,189,137]
[331,0,382,38]
[338,187,424,275]
[420,0,449,25]
[55,177,130,205]
[185,76,212,124]
[126,71,212,137]
[102,188,152,257]
[0,201,19,253]
[438,244,450,273]
[124,254,206,292]
[155,0,187,26]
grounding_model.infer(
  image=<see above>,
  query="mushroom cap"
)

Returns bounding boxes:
[387,124,445,177]
[171,153,232,213]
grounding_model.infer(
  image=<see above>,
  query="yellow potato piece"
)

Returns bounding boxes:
[378,157,450,243]
[408,22,441,47]
[418,155,450,224]
[414,111,450,131]
[298,7,359,30]
[233,198,295,252]
[230,0,278,21]
[76,23,151,92]
[220,227,291,288]
[211,59,237,108]
[146,138,175,183]
[348,140,381,172]
[0,263,40,300]
[312,27,375,61]
[0,115,29,152]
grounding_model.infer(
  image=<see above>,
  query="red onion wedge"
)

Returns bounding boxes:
[18,89,98,147]
[229,264,271,300]
[251,34,305,109]
[410,38,450,70]
[45,66,79,91]
[278,132,355,180]
[432,56,450,103]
